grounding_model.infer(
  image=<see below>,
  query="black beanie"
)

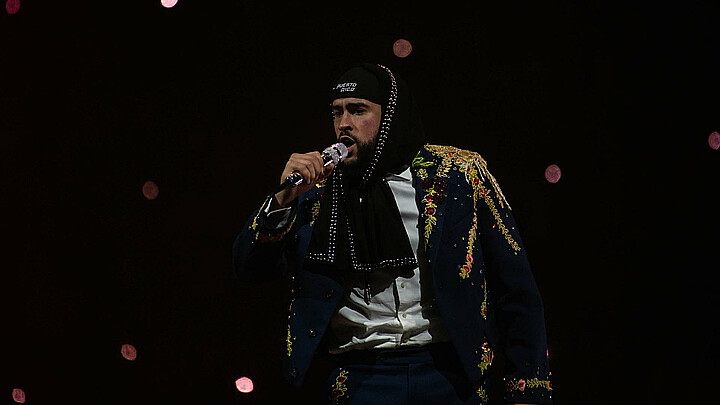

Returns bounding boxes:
[330,66,385,105]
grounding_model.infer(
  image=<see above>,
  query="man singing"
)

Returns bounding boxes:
[233,63,552,404]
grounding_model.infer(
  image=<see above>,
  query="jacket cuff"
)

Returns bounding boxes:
[249,195,297,243]
[504,373,553,404]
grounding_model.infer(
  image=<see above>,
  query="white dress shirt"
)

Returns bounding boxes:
[265,167,450,354]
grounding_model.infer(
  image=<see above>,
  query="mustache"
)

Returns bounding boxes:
[338,131,357,145]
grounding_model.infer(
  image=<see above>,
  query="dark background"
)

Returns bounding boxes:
[2,1,718,404]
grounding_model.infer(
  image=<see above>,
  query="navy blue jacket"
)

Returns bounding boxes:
[233,145,552,404]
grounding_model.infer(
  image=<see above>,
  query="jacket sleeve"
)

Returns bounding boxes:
[474,161,553,404]
[232,195,299,281]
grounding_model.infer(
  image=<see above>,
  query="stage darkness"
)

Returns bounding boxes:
[2,1,718,404]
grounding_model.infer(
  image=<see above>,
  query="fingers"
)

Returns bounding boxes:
[283,151,326,185]
[275,152,330,208]
[319,162,335,180]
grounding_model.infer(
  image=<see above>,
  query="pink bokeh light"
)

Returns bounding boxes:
[121,344,138,361]
[709,131,720,150]
[12,388,26,404]
[393,39,413,58]
[235,377,254,393]
[545,164,561,183]
[161,0,178,8]
[6,0,20,14]
[142,180,159,200]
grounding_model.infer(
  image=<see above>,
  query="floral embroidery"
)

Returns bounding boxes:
[424,144,511,208]
[418,178,447,245]
[413,145,521,276]
[412,151,450,246]
[303,193,323,227]
[506,377,552,392]
[330,370,349,402]
[421,145,521,275]
[476,387,489,403]
[420,196,437,244]
[416,168,428,180]
[310,199,322,226]
[477,342,494,374]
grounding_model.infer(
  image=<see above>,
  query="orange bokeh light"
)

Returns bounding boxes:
[121,344,138,361]
[393,39,413,58]
[142,180,159,200]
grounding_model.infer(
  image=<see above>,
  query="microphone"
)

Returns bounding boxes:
[275,143,348,193]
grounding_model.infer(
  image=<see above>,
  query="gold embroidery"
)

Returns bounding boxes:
[476,387,489,403]
[415,145,521,260]
[416,167,428,180]
[309,198,322,226]
[330,370,349,400]
[424,145,511,210]
[420,187,438,244]
[286,298,296,357]
[477,342,494,374]
[477,181,521,253]
[422,145,521,274]
[480,279,488,320]
[286,326,295,357]
[459,160,481,278]
[412,154,434,169]
[248,196,271,234]
[459,213,478,279]
[412,152,443,245]
[506,377,552,392]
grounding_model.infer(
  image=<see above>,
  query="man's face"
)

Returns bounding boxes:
[332,97,382,168]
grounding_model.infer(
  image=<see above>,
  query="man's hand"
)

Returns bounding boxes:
[273,151,334,209]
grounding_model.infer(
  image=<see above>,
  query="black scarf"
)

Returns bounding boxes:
[306,63,425,303]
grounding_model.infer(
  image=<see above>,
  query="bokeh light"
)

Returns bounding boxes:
[393,39,413,58]
[121,344,138,361]
[142,180,159,200]
[235,377,254,393]
[545,164,561,183]
[161,0,178,8]
[6,0,20,14]
[709,131,720,150]
[12,388,26,404]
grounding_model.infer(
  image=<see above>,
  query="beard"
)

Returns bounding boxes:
[341,137,376,182]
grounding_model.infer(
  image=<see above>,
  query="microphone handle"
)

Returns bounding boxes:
[274,173,302,194]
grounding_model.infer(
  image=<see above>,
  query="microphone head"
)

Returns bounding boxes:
[324,143,349,164]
